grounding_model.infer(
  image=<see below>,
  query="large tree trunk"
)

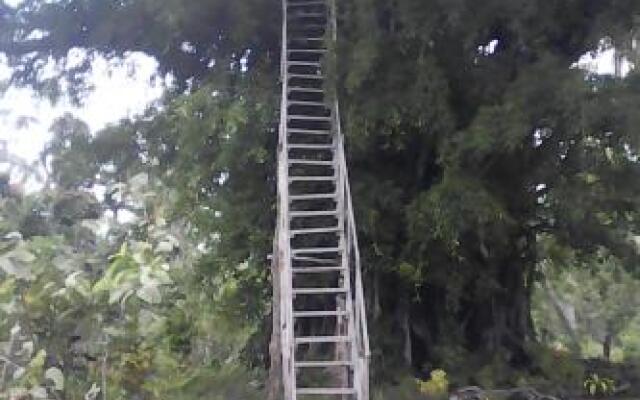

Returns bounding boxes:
[409,236,538,369]
[399,296,413,367]
[464,252,536,362]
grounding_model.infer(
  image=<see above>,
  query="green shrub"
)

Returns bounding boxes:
[417,369,449,399]
[584,373,616,397]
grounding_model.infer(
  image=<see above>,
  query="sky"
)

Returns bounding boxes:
[0,0,164,169]
[0,52,164,166]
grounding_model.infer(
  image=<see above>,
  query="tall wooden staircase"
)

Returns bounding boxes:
[274,0,370,399]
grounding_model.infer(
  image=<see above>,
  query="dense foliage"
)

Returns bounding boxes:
[1,0,640,398]
[0,129,266,398]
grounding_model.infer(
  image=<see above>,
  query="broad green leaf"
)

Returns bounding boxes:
[0,278,16,302]
[84,383,101,400]
[10,247,36,263]
[129,172,149,193]
[53,255,77,273]
[29,350,46,369]
[64,271,83,287]
[45,367,64,391]
[137,284,162,304]
[108,283,135,305]
[0,256,34,281]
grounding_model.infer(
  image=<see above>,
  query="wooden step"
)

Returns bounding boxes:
[288,37,325,43]
[288,128,331,135]
[288,73,324,80]
[292,266,345,273]
[294,310,348,317]
[288,0,326,6]
[288,48,328,53]
[292,255,341,263]
[288,100,328,107]
[296,360,353,368]
[297,388,356,396]
[295,336,350,344]
[287,61,322,67]
[293,287,347,295]
[289,175,336,182]
[288,0,326,5]
[288,143,333,149]
[290,210,337,217]
[290,226,340,236]
[289,12,327,18]
[288,159,334,166]
[288,23,327,29]
[290,192,336,200]
[288,87,324,93]
[288,115,332,121]
[294,247,342,254]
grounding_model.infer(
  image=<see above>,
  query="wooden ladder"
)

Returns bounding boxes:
[275,0,370,399]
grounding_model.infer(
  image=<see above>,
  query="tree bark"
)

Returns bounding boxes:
[400,296,412,367]
[460,240,537,363]
[603,332,613,361]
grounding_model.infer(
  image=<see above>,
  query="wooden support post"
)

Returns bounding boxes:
[267,238,284,400]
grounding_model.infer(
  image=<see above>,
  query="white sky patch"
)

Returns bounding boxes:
[478,39,499,56]
[576,48,632,76]
[2,0,23,8]
[0,52,165,165]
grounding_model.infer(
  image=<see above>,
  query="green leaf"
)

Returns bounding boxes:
[45,367,65,391]
[85,383,101,400]
[0,255,35,281]
[137,284,162,304]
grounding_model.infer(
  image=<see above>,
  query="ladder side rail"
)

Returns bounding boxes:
[346,207,362,400]
[278,0,295,398]
[335,102,371,399]
[333,101,370,359]
[333,105,358,397]
[333,104,359,397]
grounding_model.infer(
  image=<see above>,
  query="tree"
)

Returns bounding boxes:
[534,242,640,361]
[2,0,640,383]
[336,0,640,373]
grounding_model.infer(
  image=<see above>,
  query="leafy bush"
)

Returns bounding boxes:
[417,369,449,399]
[584,373,615,397]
